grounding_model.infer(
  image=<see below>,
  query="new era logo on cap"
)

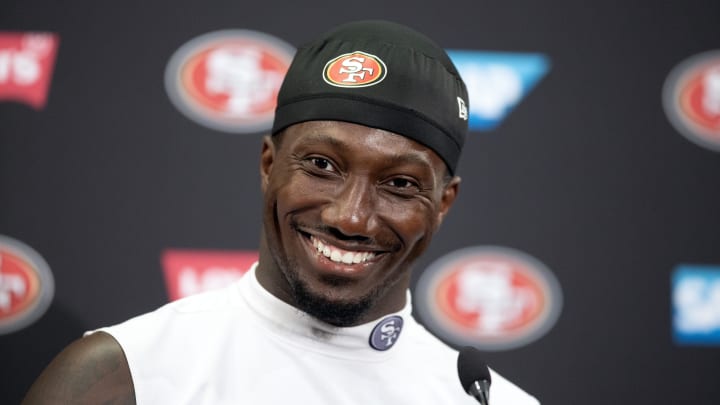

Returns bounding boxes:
[457,97,468,120]
[323,51,387,88]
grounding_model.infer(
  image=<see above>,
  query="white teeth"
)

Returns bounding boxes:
[341,252,354,264]
[310,235,375,264]
[330,250,342,262]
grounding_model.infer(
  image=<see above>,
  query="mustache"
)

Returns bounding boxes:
[292,220,400,251]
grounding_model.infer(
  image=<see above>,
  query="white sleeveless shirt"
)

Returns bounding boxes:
[95,266,540,405]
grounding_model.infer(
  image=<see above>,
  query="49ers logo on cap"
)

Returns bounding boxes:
[323,51,387,88]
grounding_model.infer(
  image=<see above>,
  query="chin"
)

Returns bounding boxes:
[287,272,380,327]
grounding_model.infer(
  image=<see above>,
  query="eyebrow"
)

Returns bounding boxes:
[301,132,436,169]
[301,132,346,149]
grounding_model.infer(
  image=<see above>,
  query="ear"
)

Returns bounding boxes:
[260,135,276,194]
[436,176,461,228]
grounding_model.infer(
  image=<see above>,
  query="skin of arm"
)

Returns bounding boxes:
[22,331,135,405]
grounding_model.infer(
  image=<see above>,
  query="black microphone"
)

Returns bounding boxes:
[457,346,492,405]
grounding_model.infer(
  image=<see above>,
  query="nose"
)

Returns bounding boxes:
[320,176,378,240]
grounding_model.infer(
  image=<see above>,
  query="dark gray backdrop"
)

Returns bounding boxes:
[2,0,719,403]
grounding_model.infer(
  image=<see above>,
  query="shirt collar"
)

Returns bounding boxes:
[238,264,412,359]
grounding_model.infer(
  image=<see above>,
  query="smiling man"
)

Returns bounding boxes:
[257,120,455,328]
[23,20,540,404]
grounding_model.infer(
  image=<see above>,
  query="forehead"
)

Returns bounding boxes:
[278,121,448,172]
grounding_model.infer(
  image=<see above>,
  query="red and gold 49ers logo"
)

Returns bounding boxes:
[323,51,387,88]
[0,235,54,335]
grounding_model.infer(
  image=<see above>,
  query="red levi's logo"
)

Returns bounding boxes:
[0,32,59,109]
[161,249,258,301]
[323,51,387,88]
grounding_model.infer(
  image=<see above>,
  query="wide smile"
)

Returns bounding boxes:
[310,235,377,264]
[295,229,386,277]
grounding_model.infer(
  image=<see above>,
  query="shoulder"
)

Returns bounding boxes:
[22,331,135,405]
[98,282,248,349]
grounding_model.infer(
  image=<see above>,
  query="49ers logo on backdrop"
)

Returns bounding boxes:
[323,51,387,88]
[663,50,720,152]
[0,32,59,109]
[0,235,54,335]
[415,246,562,351]
[165,30,295,133]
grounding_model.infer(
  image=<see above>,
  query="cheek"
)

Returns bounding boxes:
[273,174,334,219]
[381,200,437,243]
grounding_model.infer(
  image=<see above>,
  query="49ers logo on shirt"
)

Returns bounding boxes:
[0,235,54,335]
[323,51,387,88]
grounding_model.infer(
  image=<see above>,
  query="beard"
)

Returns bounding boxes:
[263,214,418,327]
[283,266,380,327]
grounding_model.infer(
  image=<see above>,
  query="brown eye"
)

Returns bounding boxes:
[387,177,419,191]
[310,157,336,172]
[390,178,410,188]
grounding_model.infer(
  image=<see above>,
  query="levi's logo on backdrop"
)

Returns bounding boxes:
[0,32,59,109]
[447,50,549,131]
[161,249,258,301]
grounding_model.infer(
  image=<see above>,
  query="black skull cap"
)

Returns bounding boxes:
[271,20,469,174]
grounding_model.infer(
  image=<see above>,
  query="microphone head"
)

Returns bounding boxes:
[457,346,492,393]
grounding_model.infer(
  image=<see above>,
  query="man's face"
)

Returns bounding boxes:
[259,120,459,326]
